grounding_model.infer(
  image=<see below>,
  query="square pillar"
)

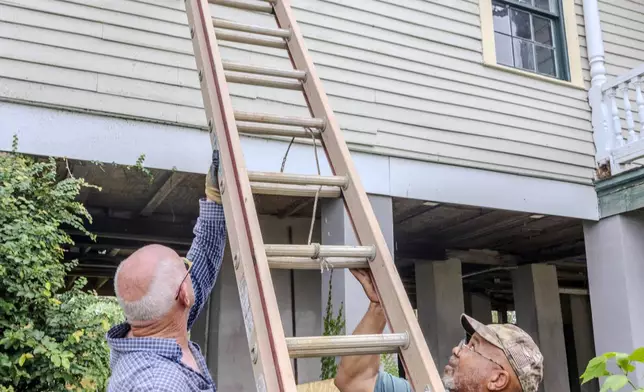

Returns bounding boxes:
[584,212,644,382]
[513,264,570,392]
[321,195,395,335]
[569,295,598,392]
[416,259,465,370]
[321,195,395,373]
[464,293,493,325]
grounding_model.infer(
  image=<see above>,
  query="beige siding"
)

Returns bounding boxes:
[598,0,644,78]
[0,0,595,183]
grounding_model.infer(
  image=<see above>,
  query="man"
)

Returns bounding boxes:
[335,270,544,392]
[106,149,226,392]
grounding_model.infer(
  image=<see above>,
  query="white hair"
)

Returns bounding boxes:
[114,258,184,322]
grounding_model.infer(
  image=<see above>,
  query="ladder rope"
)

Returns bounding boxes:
[278,127,330,274]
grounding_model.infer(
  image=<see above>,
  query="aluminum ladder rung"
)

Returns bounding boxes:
[264,244,376,259]
[215,30,286,49]
[209,0,273,13]
[267,257,369,270]
[225,72,302,90]
[214,18,290,38]
[235,111,325,129]
[250,182,341,198]
[248,172,348,188]
[237,122,321,139]
[223,62,306,81]
[286,333,409,358]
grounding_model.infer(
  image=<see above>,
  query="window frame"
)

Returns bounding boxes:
[478,0,584,88]
[492,0,569,81]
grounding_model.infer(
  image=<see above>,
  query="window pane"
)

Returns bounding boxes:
[536,45,556,76]
[495,33,514,66]
[532,15,553,46]
[492,2,510,34]
[534,0,553,12]
[513,39,535,71]
[511,9,532,40]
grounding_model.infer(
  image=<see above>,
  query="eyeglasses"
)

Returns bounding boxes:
[456,339,505,371]
[174,258,193,300]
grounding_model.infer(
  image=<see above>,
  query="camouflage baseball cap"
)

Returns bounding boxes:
[460,314,543,392]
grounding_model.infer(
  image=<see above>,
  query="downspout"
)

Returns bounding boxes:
[583,0,612,174]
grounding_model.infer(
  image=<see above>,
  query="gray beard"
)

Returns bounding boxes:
[442,375,457,392]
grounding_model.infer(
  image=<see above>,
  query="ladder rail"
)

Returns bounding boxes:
[272,2,445,391]
[185,1,296,391]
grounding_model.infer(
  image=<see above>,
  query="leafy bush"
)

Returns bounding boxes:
[320,270,345,380]
[0,138,123,391]
[581,347,644,391]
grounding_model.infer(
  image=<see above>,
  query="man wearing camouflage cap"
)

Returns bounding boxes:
[334,269,544,392]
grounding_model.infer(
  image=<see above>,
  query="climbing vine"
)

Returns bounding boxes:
[0,136,124,391]
[320,270,345,380]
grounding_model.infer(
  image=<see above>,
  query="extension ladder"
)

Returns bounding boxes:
[184,1,445,391]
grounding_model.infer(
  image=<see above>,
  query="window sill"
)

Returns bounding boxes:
[483,62,586,90]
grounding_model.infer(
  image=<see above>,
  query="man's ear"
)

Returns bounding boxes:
[487,370,511,391]
[178,283,192,309]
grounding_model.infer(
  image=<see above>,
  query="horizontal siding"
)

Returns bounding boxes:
[0,0,595,183]
[598,0,644,78]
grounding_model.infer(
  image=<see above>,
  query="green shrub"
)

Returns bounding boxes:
[320,270,345,380]
[581,347,644,391]
[0,138,123,391]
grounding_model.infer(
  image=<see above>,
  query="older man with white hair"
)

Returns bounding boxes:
[106,148,226,392]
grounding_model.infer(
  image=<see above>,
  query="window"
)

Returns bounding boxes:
[490,0,569,81]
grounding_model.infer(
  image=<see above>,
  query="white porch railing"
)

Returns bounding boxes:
[590,65,644,175]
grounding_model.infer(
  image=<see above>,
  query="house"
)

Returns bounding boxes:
[1,0,642,390]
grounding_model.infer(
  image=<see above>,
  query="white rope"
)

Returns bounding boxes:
[279,128,329,273]
[306,127,322,246]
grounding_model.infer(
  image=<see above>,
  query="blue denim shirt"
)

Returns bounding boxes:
[106,200,226,392]
[375,371,411,392]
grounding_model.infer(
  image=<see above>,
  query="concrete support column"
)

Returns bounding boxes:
[569,295,598,392]
[513,264,570,392]
[321,195,395,336]
[416,259,465,370]
[193,215,323,390]
[464,293,493,325]
[584,213,644,382]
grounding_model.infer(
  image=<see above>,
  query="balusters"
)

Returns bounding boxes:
[600,100,613,152]
[622,82,638,142]
[637,77,644,137]
[608,88,625,147]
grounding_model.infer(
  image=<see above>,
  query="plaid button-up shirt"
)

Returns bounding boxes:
[106,200,226,392]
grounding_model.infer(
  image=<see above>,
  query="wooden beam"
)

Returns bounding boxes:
[447,214,533,244]
[109,248,121,257]
[66,275,78,290]
[140,172,188,216]
[446,249,520,265]
[95,277,110,290]
[276,198,312,219]
[71,164,91,203]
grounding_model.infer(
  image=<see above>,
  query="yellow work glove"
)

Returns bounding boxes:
[205,146,222,204]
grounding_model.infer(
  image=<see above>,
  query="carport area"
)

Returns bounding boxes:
[60,160,594,391]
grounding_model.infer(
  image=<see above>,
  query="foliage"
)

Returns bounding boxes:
[381,354,399,377]
[0,137,124,391]
[581,347,644,391]
[320,270,345,380]
[91,153,153,184]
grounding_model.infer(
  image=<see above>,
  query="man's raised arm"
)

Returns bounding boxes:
[335,270,411,392]
[186,148,227,329]
[334,270,386,391]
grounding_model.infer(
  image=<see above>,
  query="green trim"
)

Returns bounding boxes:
[596,167,644,218]
[554,0,571,81]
